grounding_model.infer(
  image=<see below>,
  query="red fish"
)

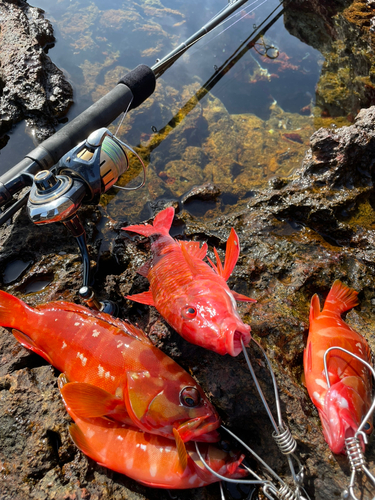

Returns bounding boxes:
[123,207,255,356]
[59,375,247,489]
[0,291,220,446]
[304,280,373,454]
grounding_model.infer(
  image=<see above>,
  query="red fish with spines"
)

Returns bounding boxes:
[0,291,220,446]
[68,417,247,489]
[304,280,373,454]
[123,207,255,356]
[58,374,247,489]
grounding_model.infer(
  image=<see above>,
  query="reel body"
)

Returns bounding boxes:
[25,128,133,314]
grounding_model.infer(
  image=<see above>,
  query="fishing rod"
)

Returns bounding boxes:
[139,0,286,164]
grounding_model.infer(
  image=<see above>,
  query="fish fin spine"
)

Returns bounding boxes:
[324,280,359,315]
[231,290,257,303]
[309,294,321,323]
[125,290,155,306]
[222,228,240,281]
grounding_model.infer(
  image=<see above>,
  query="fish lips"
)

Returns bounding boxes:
[223,319,251,357]
[176,413,221,443]
[319,389,365,454]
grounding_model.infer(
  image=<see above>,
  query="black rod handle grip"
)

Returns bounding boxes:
[0,65,155,205]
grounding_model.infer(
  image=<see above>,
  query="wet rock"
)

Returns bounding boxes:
[0,0,73,142]
[181,183,221,205]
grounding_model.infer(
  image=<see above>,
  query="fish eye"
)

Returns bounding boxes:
[181,306,197,319]
[180,387,201,407]
[363,421,372,433]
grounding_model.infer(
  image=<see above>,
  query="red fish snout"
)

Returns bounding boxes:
[221,318,251,357]
[321,383,368,454]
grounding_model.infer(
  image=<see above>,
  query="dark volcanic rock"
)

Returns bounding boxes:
[0,0,73,142]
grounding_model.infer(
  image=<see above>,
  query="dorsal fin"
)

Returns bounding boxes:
[211,228,240,281]
[177,240,207,260]
[180,242,200,276]
[323,280,359,315]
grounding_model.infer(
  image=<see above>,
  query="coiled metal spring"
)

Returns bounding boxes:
[278,484,299,500]
[272,422,297,455]
[264,483,299,500]
[345,436,366,471]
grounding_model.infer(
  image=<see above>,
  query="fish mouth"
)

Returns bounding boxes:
[319,406,363,455]
[225,327,251,357]
[176,413,221,443]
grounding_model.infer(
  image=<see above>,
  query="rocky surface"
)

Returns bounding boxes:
[0,0,73,143]
[2,100,375,499]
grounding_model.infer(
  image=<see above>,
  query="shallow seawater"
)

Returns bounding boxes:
[0,0,323,223]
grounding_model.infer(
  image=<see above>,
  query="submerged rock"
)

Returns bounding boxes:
[284,0,375,122]
[0,0,73,142]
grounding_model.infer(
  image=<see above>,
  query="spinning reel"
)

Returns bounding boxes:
[26,127,145,314]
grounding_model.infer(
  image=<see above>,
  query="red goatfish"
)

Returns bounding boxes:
[123,207,255,356]
[59,376,248,489]
[0,291,220,446]
[304,280,373,454]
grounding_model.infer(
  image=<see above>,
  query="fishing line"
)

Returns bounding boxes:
[186,0,270,57]
[153,0,272,77]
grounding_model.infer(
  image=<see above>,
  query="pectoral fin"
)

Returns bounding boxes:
[126,290,155,306]
[11,329,53,365]
[60,382,123,418]
[173,428,188,473]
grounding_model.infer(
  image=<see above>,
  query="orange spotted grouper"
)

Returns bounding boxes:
[304,280,373,454]
[59,375,247,489]
[123,207,256,356]
[0,291,220,447]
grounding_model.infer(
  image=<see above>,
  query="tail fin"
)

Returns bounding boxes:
[0,291,31,329]
[323,280,359,315]
[122,207,175,237]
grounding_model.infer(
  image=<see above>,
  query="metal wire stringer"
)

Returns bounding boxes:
[323,346,375,500]
[240,337,307,499]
